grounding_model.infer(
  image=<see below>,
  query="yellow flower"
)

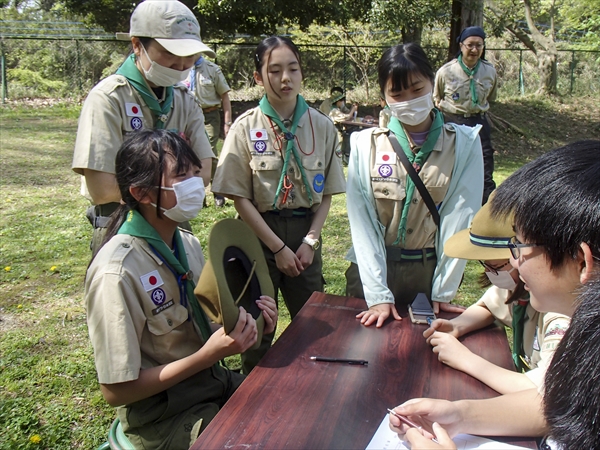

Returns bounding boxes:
[50,266,57,271]
[17,304,23,309]
[29,434,42,444]
[4,266,10,272]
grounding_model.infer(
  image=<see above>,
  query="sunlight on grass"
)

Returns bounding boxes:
[1,96,597,448]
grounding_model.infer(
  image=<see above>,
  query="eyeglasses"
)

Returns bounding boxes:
[462,43,485,50]
[507,236,542,259]
[478,260,510,276]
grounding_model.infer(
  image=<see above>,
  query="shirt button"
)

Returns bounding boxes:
[318,162,323,168]
[383,188,389,195]
[121,243,130,248]
[407,228,413,234]
[167,319,173,326]
[289,167,295,174]
[260,162,266,168]
[412,198,419,204]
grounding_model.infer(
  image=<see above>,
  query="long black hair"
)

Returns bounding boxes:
[92,129,202,258]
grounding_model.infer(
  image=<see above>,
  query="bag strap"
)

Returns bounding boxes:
[387,133,440,227]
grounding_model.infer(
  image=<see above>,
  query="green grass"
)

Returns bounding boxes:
[1,95,598,449]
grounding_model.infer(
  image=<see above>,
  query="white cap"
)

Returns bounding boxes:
[117,0,216,58]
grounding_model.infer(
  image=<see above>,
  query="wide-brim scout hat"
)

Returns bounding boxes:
[331,92,346,104]
[116,0,216,58]
[195,219,274,350]
[444,193,513,260]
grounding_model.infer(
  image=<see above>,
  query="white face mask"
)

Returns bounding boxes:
[387,93,434,126]
[486,266,518,291]
[140,45,191,87]
[153,176,205,222]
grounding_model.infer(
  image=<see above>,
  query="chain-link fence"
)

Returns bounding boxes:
[1,37,598,103]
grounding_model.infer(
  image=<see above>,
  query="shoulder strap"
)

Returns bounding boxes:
[388,133,440,227]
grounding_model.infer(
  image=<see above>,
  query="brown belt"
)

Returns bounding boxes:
[202,106,220,113]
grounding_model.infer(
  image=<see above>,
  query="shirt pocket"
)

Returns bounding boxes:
[446,78,470,104]
[249,156,283,209]
[420,185,447,236]
[145,302,189,336]
[302,157,327,201]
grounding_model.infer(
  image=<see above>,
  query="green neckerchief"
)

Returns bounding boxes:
[387,110,443,246]
[116,54,174,129]
[512,300,528,372]
[258,95,313,209]
[117,210,212,342]
[457,54,481,107]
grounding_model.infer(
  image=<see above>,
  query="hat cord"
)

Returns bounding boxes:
[234,260,258,306]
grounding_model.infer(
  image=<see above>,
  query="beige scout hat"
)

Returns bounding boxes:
[444,193,514,261]
[116,0,216,58]
[194,219,274,350]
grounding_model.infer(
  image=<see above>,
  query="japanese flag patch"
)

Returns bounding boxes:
[126,103,144,117]
[140,270,164,292]
[250,129,268,141]
[376,151,397,165]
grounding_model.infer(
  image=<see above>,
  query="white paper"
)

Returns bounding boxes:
[366,414,531,450]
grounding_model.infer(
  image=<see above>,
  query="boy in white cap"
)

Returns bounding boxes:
[72,0,214,254]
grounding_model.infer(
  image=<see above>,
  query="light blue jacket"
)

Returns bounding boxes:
[346,123,483,307]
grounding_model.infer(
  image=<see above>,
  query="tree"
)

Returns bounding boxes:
[370,0,449,44]
[486,0,562,95]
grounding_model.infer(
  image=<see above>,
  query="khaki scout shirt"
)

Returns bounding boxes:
[434,58,497,115]
[369,127,455,249]
[85,231,206,384]
[212,106,346,213]
[476,285,570,387]
[72,74,213,178]
[192,59,231,109]
[329,107,348,123]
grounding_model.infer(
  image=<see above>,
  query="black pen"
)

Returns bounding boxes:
[310,356,368,365]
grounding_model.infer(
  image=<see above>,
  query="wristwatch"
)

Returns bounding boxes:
[225,121,233,126]
[302,236,320,250]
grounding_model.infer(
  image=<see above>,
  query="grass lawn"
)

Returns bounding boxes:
[1,95,598,449]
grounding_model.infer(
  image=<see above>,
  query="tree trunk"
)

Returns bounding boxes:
[447,0,484,61]
[536,50,558,95]
[401,26,422,44]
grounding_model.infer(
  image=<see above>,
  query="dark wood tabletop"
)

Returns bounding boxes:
[338,119,378,128]
[191,293,537,449]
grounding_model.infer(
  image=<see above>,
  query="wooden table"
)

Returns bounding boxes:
[192,293,537,449]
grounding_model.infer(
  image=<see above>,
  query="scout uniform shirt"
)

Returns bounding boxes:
[434,58,497,115]
[475,285,570,387]
[86,230,206,384]
[72,74,214,199]
[346,123,483,306]
[190,59,230,109]
[212,106,346,212]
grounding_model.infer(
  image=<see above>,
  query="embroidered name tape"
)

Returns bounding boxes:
[126,103,144,117]
[376,151,397,165]
[250,129,268,141]
[140,270,164,292]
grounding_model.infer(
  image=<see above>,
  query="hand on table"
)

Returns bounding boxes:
[404,423,457,449]
[356,303,402,328]
[389,398,462,439]
[428,332,473,372]
[423,318,460,342]
[433,301,466,315]
[256,295,278,335]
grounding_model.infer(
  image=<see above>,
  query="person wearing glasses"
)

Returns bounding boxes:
[387,140,599,449]
[424,197,569,395]
[433,26,497,205]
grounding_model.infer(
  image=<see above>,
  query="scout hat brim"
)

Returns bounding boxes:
[195,219,274,350]
[331,92,345,104]
[444,193,513,261]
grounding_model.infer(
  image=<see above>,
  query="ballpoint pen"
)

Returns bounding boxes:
[310,356,368,365]
[387,408,439,444]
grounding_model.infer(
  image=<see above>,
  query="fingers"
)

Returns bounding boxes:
[257,295,278,335]
[433,301,440,315]
[431,422,455,447]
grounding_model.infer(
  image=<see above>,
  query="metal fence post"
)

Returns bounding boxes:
[570,50,576,94]
[518,50,524,96]
[1,40,7,103]
[343,45,347,93]
[76,39,82,94]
